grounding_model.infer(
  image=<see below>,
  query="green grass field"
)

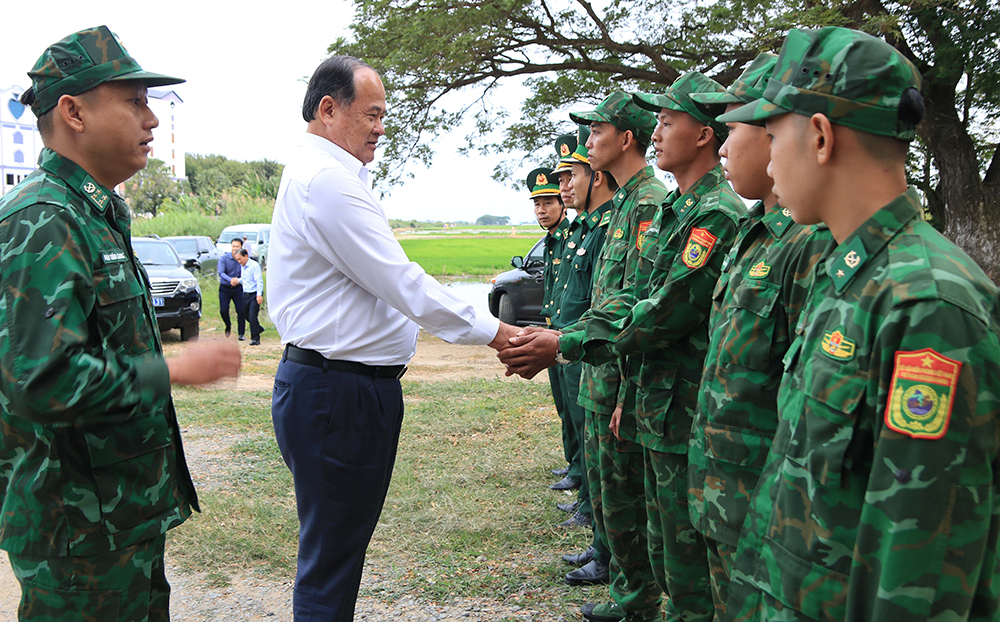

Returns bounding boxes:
[398,236,541,276]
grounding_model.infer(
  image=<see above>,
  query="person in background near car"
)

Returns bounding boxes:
[242,234,253,257]
[0,25,242,622]
[219,237,246,339]
[267,55,518,622]
[235,248,264,346]
[530,167,576,492]
[554,124,619,585]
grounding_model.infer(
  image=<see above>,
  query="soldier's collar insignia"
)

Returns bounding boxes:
[682,227,718,269]
[80,176,110,211]
[748,261,771,278]
[821,329,856,361]
[782,208,791,217]
[766,203,793,237]
[829,237,868,293]
[613,227,624,239]
[599,211,612,227]
[885,348,961,440]
[685,197,694,207]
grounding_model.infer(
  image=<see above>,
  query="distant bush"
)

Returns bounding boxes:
[131,189,274,239]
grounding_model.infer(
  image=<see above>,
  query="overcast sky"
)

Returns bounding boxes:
[0,1,554,223]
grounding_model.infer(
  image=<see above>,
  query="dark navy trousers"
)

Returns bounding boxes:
[272,356,404,622]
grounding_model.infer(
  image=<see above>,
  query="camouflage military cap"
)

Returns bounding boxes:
[554,133,578,173]
[572,124,591,165]
[527,167,560,198]
[717,27,923,140]
[569,91,657,147]
[634,72,730,141]
[25,25,184,116]
[690,53,778,107]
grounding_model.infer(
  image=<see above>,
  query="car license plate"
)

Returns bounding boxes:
[152,297,165,307]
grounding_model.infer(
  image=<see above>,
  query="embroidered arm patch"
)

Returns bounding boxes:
[885,348,961,440]
[681,227,717,269]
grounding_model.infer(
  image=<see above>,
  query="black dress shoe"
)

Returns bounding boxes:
[561,546,595,566]
[565,558,609,585]
[581,602,624,622]
[250,339,260,346]
[225,328,231,338]
[238,335,245,341]
[558,511,591,529]
[556,500,579,513]
[549,476,580,491]
[551,465,569,477]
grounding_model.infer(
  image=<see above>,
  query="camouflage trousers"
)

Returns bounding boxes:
[584,410,613,566]
[7,535,169,622]
[644,449,712,622]
[596,414,662,621]
[702,537,735,622]
[549,365,584,486]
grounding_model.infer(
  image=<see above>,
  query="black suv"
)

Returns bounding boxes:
[163,235,221,274]
[488,236,546,326]
[132,238,202,341]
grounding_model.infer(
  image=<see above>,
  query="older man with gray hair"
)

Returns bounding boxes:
[267,56,517,621]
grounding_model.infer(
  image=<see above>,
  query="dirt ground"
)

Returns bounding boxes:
[0,334,550,620]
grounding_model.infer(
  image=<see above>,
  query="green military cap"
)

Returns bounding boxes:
[554,133,578,173]
[690,53,778,107]
[571,124,591,165]
[527,167,560,198]
[717,27,923,140]
[24,25,184,116]
[633,72,730,141]
[569,91,657,147]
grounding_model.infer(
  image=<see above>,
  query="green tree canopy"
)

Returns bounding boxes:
[333,0,1000,278]
[125,158,181,217]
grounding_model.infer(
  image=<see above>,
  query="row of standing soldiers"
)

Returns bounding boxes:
[499,25,1000,622]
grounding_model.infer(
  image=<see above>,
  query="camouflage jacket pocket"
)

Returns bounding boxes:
[786,353,867,489]
[93,265,153,356]
[755,535,849,622]
[727,280,781,371]
[701,422,773,469]
[594,239,629,302]
[83,408,175,534]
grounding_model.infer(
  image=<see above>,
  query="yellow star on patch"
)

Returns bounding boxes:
[922,355,935,368]
[836,269,845,277]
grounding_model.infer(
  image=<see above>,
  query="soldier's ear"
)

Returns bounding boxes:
[808,113,835,166]
[55,94,87,134]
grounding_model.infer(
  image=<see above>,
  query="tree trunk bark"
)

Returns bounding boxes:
[919,77,1000,282]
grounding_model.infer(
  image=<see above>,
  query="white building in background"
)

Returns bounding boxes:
[0,85,185,196]
[0,85,43,195]
[147,88,185,180]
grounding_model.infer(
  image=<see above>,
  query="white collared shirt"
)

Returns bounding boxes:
[267,133,499,365]
[240,258,263,295]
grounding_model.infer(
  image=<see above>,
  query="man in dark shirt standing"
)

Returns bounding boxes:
[218,237,245,339]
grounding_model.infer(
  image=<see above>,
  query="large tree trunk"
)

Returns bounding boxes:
[920,79,1000,282]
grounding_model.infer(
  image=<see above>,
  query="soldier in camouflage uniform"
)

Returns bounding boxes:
[552,126,618,580]
[501,91,667,622]
[683,54,833,621]
[0,26,240,621]
[718,27,1000,621]
[588,74,745,622]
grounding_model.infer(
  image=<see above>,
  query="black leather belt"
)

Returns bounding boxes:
[283,345,407,379]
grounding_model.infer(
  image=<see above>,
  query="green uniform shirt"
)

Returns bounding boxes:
[729,188,1000,621]
[604,166,744,452]
[564,166,668,417]
[551,201,613,330]
[541,217,570,321]
[687,200,831,547]
[0,149,197,557]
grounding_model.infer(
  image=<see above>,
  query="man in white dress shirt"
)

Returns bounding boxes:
[267,56,517,622]
[235,249,263,345]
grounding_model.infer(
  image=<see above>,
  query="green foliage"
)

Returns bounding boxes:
[185,154,284,200]
[130,190,274,238]
[124,158,181,217]
[475,214,511,226]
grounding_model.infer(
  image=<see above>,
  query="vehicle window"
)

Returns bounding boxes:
[221,230,251,244]
[526,239,545,264]
[169,239,198,255]
[133,241,182,267]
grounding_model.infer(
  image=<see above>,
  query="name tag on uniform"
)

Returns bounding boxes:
[101,250,128,265]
